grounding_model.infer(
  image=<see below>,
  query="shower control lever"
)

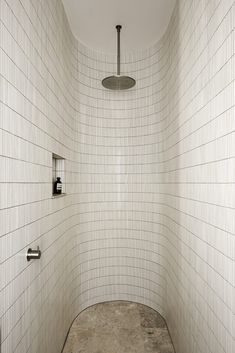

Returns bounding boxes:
[27,246,41,261]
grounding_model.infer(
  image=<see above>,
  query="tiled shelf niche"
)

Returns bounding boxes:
[52,153,66,197]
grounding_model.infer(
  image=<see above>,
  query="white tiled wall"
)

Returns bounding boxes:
[164,1,235,353]
[0,0,77,352]
[72,37,169,316]
[0,1,234,353]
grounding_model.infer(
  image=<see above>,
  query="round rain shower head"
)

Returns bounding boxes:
[102,25,136,90]
[102,75,136,90]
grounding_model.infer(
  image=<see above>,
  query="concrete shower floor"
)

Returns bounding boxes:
[62,301,175,353]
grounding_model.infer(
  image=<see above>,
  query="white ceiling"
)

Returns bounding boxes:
[62,0,176,53]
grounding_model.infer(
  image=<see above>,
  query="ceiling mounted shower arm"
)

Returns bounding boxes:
[116,25,122,75]
[102,25,135,90]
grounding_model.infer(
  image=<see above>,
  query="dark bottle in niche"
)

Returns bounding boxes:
[54,177,62,194]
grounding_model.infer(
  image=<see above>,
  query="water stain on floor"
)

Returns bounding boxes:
[63,301,175,353]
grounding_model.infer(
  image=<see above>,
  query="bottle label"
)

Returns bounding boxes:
[57,184,62,190]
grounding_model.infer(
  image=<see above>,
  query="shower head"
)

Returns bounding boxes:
[102,75,136,90]
[102,25,136,90]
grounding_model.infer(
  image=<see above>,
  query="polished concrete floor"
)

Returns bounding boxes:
[63,301,175,353]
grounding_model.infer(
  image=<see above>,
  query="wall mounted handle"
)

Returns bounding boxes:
[27,246,41,261]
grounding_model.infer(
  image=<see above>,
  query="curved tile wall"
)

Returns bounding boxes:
[71,38,170,315]
[1,1,234,353]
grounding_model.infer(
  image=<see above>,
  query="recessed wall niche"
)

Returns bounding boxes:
[52,153,66,197]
